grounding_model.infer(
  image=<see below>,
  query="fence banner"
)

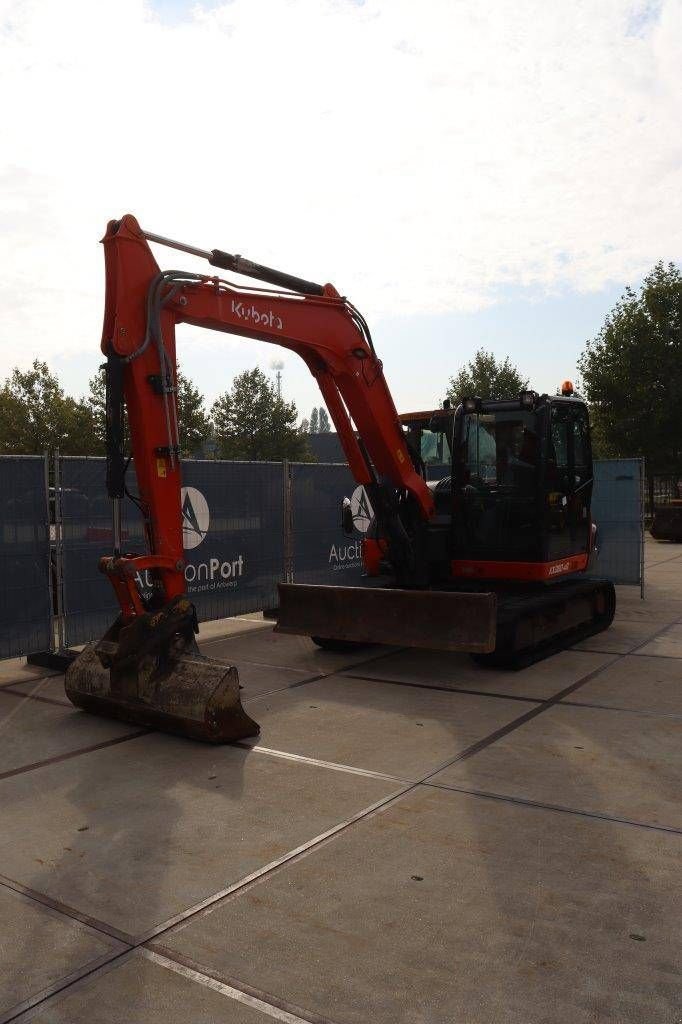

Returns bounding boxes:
[60,458,285,646]
[289,458,644,590]
[589,458,644,587]
[290,463,369,586]
[0,456,51,658]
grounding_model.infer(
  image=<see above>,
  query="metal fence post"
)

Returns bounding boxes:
[53,448,67,650]
[640,457,645,600]
[282,460,294,583]
[42,451,56,652]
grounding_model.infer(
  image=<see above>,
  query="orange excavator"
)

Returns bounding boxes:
[65,215,615,742]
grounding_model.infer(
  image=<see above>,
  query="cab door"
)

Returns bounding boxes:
[545,402,592,560]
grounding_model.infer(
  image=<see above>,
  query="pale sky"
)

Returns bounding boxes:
[1,0,680,421]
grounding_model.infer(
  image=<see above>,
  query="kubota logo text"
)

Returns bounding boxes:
[548,561,571,576]
[232,300,283,330]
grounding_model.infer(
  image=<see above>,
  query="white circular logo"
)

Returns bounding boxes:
[350,485,374,534]
[181,487,209,549]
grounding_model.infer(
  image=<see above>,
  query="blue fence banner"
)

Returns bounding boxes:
[0,456,51,658]
[588,458,644,587]
[60,458,285,646]
[290,463,369,586]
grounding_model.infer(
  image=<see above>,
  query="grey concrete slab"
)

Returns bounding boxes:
[432,702,682,828]
[564,654,682,715]
[3,674,71,705]
[0,884,123,1020]
[224,659,314,699]
[572,618,661,653]
[638,623,682,659]
[0,659,59,688]
[0,691,140,776]
[248,676,531,779]
[197,613,269,643]
[613,589,682,624]
[162,786,682,1024]
[206,625,390,675]
[0,732,398,939]
[341,647,613,700]
[25,951,278,1024]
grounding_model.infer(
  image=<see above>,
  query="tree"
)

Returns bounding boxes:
[446,349,529,403]
[578,261,682,502]
[176,371,211,456]
[318,407,331,432]
[87,365,211,457]
[211,367,312,461]
[0,360,96,454]
[309,407,319,433]
[299,417,310,434]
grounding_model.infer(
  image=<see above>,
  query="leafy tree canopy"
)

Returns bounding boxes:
[578,261,682,473]
[446,348,529,404]
[87,365,211,457]
[304,406,331,433]
[211,367,312,461]
[0,360,94,454]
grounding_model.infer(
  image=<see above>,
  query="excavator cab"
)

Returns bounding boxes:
[450,392,594,573]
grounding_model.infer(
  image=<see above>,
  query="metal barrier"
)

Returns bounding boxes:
[58,457,285,646]
[289,463,367,585]
[0,455,52,658]
[588,458,644,591]
[0,453,646,661]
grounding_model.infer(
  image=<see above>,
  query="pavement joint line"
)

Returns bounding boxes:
[421,779,682,835]
[558,698,682,720]
[643,551,682,567]
[0,873,134,946]
[234,742,408,784]
[624,651,682,660]
[130,782,410,945]
[0,949,132,1024]
[0,686,69,709]
[410,653,624,785]
[142,948,331,1024]
[0,729,151,784]
[339,671,544,705]
[246,646,408,703]
[0,671,58,690]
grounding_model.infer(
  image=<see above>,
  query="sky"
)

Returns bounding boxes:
[1,0,680,420]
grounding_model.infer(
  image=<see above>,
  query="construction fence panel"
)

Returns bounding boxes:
[589,458,644,587]
[59,458,285,647]
[289,463,367,586]
[0,456,52,659]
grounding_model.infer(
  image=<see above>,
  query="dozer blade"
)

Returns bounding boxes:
[65,598,259,743]
[275,583,497,653]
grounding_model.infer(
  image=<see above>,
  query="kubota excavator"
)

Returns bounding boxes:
[65,215,615,742]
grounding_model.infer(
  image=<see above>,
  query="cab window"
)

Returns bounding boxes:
[464,412,538,490]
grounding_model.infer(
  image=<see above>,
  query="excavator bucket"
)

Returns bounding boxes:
[65,597,259,743]
[275,583,497,653]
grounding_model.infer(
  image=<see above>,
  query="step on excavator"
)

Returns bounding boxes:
[65,215,615,742]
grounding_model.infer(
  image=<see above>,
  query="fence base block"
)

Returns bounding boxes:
[28,648,80,671]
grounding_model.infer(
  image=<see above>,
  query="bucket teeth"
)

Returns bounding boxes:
[64,599,259,743]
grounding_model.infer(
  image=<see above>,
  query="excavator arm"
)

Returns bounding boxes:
[100,215,434,614]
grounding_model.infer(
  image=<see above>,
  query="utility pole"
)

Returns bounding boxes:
[270,358,284,399]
